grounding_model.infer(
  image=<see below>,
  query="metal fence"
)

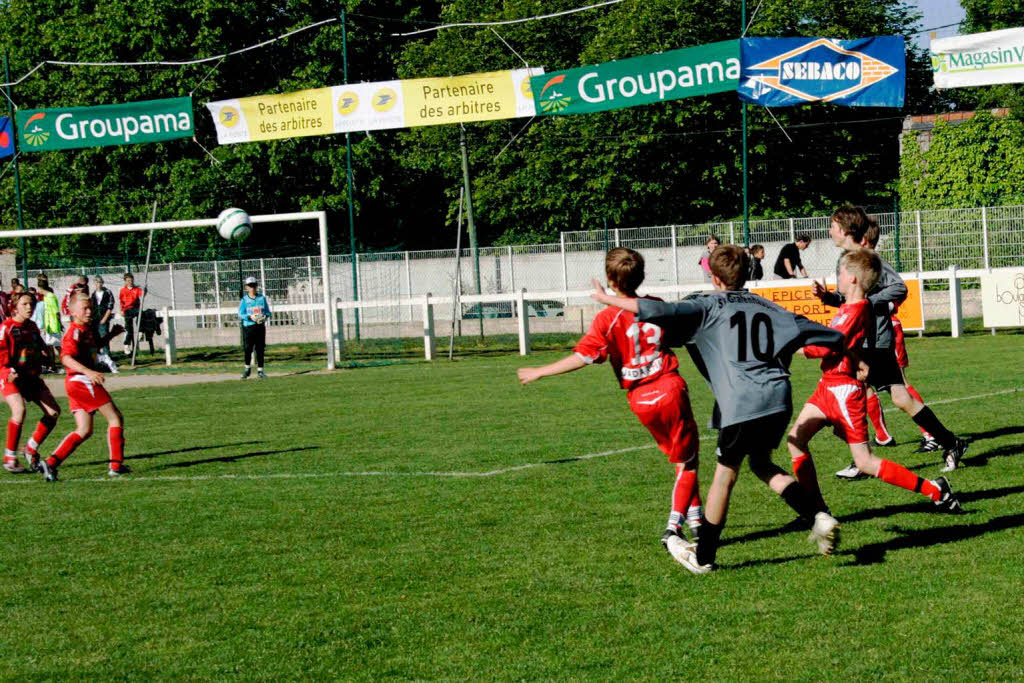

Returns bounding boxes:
[27,203,1024,344]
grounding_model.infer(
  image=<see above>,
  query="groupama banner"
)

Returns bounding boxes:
[530,40,740,116]
[931,27,1024,89]
[16,97,194,151]
[206,68,541,145]
[738,37,905,107]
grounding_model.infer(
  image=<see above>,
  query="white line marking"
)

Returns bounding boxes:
[3,386,1019,487]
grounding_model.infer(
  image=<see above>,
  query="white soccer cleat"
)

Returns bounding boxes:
[835,461,869,481]
[808,511,840,555]
[665,536,713,575]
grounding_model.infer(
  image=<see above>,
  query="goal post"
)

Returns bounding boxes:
[0,210,337,370]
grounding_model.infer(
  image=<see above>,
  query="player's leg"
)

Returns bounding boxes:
[96,401,128,476]
[786,402,829,512]
[241,326,253,379]
[688,461,740,571]
[3,392,27,473]
[865,386,895,446]
[24,386,61,471]
[41,410,94,482]
[902,370,938,451]
[254,325,267,378]
[889,382,968,471]
[850,442,962,512]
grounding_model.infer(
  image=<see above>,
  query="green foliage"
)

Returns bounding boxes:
[0,0,933,264]
[898,111,1024,209]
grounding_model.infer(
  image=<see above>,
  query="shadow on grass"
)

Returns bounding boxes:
[843,512,1024,566]
[64,441,265,468]
[151,446,317,470]
[720,484,1024,549]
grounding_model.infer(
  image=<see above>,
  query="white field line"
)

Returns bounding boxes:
[2,386,1019,486]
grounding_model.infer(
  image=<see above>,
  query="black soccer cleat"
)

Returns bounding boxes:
[941,438,969,473]
[240,368,251,380]
[873,437,897,448]
[39,459,58,483]
[933,476,963,514]
[914,437,941,453]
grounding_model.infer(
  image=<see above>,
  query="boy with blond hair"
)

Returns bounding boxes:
[593,245,848,574]
[789,249,961,513]
[518,247,704,562]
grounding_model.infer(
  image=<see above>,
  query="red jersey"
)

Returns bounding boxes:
[61,321,101,378]
[804,299,871,380]
[574,297,680,392]
[119,286,143,312]
[0,318,46,380]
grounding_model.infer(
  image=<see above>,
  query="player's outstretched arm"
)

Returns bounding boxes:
[589,279,639,313]
[518,354,587,385]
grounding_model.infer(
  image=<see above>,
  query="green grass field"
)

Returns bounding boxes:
[4,332,1024,679]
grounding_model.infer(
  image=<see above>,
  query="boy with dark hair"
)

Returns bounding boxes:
[518,247,704,564]
[774,234,811,279]
[812,208,967,477]
[748,244,765,281]
[788,249,961,513]
[592,245,848,574]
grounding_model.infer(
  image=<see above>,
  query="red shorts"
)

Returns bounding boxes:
[807,378,869,445]
[1,374,49,402]
[893,318,909,368]
[65,375,113,413]
[627,373,699,464]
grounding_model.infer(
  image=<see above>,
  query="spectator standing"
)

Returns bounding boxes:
[119,273,143,355]
[698,235,720,280]
[61,275,89,316]
[92,276,118,373]
[773,234,811,279]
[35,274,62,372]
[749,245,765,281]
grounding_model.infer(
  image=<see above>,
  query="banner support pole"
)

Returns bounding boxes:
[4,53,29,285]
[459,123,483,337]
[341,10,360,341]
[741,1,750,247]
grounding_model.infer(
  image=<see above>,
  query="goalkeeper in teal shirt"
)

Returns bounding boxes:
[238,276,271,379]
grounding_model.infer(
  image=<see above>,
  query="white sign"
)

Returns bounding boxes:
[981,267,1024,328]
[932,27,1024,89]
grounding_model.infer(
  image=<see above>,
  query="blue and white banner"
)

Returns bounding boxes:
[0,117,13,158]
[738,37,905,107]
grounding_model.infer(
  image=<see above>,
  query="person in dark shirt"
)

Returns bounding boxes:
[774,234,811,279]
[749,244,765,281]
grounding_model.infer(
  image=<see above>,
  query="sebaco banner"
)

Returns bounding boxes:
[16,97,194,151]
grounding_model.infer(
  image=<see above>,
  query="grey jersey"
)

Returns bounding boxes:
[637,291,844,429]
[821,252,906,349]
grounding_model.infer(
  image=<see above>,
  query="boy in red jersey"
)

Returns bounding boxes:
[517,248,703,563]
[0,293,61,473]
[789,249,961,512]
[38,293,126,482]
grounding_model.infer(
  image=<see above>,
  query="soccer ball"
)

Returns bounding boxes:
[217,208,252,240]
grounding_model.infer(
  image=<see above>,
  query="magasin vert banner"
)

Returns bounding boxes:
[530,40,740,116]
[16,97,194,151]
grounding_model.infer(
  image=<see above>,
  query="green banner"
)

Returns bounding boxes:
[17,97,194,151]
[531,40,740,116]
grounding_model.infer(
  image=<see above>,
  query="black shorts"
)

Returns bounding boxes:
[863,348,904,392]
[716,410,791,469]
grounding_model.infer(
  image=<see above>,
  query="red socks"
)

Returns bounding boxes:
[866,393,893,443]
[906,385,933,438]
[26,416,57,456]
[792,453,827,511]
[108,427,125,471]
[6,419,22,454]
[876,459,939,501]
[46,432,85,467]
[669,465,701,532]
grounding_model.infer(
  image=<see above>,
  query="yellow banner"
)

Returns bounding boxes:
[750,278,924,330]
[404,70,523,127]
[239,87,333,142]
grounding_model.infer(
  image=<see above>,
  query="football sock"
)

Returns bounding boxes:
[6,419,22,453]
[686,504,703,531]
[107,426,125,471]
[911,406,956,449]
[905,385,933,438]
[695,520,723,566]
[780,481,825,519]
[866,394,893,442]
[876,459,940,501]
[26,416,57,456]
[667,465,699,532]
[791,453,827,511]
[47,432,85,467]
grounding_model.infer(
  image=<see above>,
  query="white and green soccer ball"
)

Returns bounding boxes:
[217,207,252,240]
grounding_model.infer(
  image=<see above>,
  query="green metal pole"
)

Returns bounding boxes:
[342,10,360,341]
[741,1,750,247]
[4,53,29,285]
[459,124,483,337]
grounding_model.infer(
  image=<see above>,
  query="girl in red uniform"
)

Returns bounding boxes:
[39,293,125,482]
[0,293,61,473]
